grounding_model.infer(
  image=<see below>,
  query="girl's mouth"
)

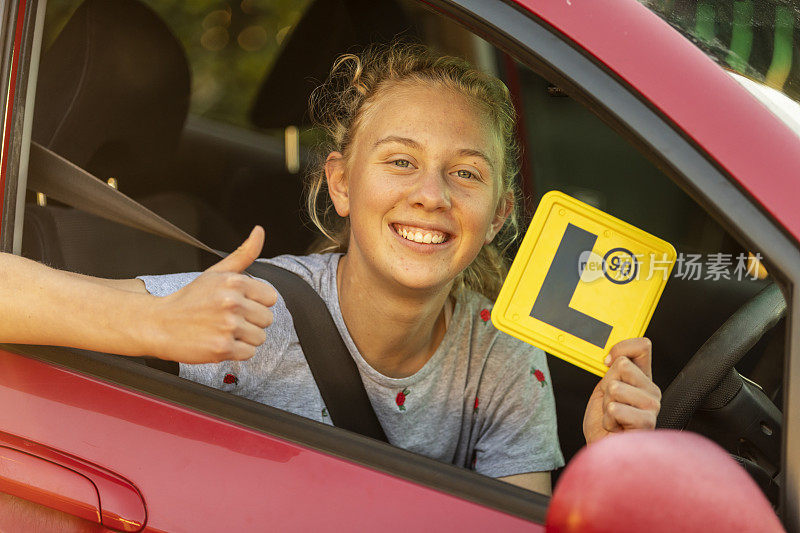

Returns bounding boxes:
[392,223,451,244]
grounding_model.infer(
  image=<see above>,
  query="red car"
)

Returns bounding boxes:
[0,0,797,530]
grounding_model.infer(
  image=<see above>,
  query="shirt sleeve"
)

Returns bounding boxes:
[136,271,290,397]
[137,272,234,383]
[473,341,565,478]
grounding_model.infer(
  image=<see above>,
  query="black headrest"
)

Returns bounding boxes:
[32,0,190,193]
[249,0,416,129]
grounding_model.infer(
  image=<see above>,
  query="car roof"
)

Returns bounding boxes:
[516,0,800,243]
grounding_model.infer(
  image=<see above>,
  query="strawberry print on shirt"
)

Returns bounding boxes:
[531,368,547,387]
[396,388,410,411]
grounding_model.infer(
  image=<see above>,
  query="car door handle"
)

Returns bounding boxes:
[0,445,101,522]
[0,431,146,532]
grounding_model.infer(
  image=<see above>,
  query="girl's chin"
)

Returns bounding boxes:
[343,246,466,293]
[387,268,456,294]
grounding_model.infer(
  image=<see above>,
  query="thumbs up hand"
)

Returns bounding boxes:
[151,226,278,364]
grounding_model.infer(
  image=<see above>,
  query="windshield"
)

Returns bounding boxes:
[639,1,799,103]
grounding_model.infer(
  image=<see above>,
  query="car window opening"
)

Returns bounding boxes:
[14,0,788,510]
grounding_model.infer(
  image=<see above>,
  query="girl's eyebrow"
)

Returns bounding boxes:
[373,135,495,171]
[457,148,495,172]
[373,135,422,151]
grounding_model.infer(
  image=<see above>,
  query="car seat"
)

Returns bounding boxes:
[23,0,239,277]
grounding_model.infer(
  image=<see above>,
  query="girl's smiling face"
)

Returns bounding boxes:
[326,82,511,294]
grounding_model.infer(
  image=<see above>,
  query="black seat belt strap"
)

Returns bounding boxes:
[245,261,387,441]
[27,142,388,442]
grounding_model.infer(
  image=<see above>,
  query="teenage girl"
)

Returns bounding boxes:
[0,44,661,495]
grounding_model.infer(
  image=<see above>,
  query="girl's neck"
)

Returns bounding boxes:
[336,253,451,379]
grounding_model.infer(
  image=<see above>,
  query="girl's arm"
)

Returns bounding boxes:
[499,472,552,495]
[61,268,149,293]
[0,251,154,353]
[0,227,276,364]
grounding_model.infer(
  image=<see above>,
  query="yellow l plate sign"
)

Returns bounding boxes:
[492,191,676,377]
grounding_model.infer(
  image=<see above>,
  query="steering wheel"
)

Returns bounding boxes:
[657,282,786,429]
[656,282,785,503]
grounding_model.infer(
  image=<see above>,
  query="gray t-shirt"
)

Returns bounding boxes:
[139,253,564,477]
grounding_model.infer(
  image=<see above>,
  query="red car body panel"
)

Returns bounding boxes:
[513,0,800,243]
[0,430,147,531]
[0,349,542,531]
[0,446,103,524]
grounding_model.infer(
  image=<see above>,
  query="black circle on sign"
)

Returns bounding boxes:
[602,247,639,285]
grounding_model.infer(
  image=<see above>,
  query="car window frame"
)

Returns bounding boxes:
[0,0,798,526]
[427,0,800,523]
[0,0,42,253]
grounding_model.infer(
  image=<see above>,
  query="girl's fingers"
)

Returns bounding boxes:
[602,379,661,413]
[238,297,274,329]
[605,355,655,390]
[605,401,658,431]
[606,337,653,378]
[235,319,268,348]
[602,408,622,433]
[208,271,278,307]
[243,277,278,307]
[229,340,258,361]
[205,226,264,274]
[215,272,277,308]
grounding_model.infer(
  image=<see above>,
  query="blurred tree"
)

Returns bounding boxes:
[640,0,800,102]
[44,0,311,129]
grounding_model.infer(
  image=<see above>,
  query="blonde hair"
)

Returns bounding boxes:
[306,43,521,299]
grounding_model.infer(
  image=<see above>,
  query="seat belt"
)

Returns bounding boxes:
[26,142,389,442]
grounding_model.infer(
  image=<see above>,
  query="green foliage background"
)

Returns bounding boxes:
[44,0,312,128]
[640,0,800,102]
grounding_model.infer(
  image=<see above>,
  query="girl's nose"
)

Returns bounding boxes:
[408,168,451,211]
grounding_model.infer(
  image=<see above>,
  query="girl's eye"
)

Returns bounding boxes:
[455,169,475,180]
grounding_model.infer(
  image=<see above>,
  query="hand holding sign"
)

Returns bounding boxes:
[492,192,667,443]
[151,226,278,364]
[583,337,662,444]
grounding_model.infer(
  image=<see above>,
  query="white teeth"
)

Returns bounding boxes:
[395,225,447,244]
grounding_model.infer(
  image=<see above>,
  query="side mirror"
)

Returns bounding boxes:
[546,430,783,532]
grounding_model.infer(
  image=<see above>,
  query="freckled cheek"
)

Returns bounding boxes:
[349,183,398,220]
[353,177,406,209]
[454,196,496,237]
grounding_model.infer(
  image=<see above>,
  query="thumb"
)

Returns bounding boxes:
[206,226,264,273]
[603,337,653,378]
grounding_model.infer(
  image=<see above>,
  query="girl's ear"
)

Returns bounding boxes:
[325,152,349,217]
[485,191,514,244]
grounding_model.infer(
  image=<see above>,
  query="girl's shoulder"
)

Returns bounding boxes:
[257,252,342,294]
[137,253,342,298]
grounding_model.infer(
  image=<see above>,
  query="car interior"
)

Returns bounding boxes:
[18,0,786,504]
